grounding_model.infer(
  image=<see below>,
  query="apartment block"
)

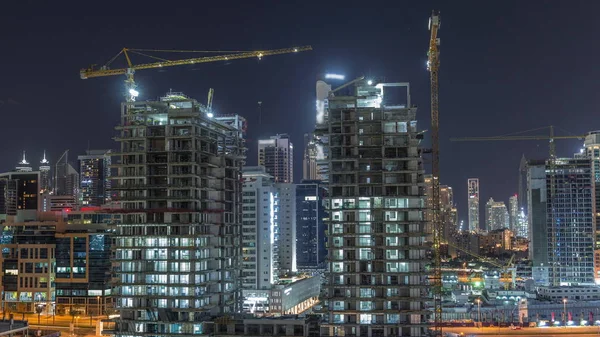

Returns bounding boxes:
[110,92,245,336]
[316,78,429,337]
[240,167,296,291]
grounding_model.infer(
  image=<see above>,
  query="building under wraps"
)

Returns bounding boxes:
[109,92,246,337]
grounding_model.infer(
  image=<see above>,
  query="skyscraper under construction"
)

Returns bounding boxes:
[111,92,246,336]
[316,78,429,337]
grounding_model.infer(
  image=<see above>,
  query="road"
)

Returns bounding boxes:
[443,326,600,336]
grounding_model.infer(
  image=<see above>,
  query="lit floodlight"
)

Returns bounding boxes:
[129,89,139,97]
[207,112,214,118]
[325,74,345,80]
[367,80,373,85]
[580,148,585,153]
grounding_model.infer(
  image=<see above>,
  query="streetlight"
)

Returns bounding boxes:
[563,298,567,328]
[476,298,482,328]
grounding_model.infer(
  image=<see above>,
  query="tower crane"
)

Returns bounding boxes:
[451,125,586,287]
[427,10,443,336]
[450,125,585,159]
[80,45,312,101]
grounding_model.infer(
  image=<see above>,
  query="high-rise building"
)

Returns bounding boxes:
[78,149,112,207]
[424,176,455,239]
[508,195,518,231]
[54,150,79,199]
[303,133,319,180]
[316,78,428,337]
[296,180,327,270]
[241,167,279,290]
[39,151,51,193]
[485,198,509,231]
[111,92,246,336]
[0,170,40,222]
[467,178,480,232]
[584,131,600,283]
[527,159,548,276]
[515,208,528,238]
[546,157,595,286]
[258,134,293,183]
[518,154,528,213]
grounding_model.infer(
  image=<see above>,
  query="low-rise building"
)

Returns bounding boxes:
[537,286,600,301]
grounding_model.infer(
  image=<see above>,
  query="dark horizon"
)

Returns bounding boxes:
[1,1,597,220]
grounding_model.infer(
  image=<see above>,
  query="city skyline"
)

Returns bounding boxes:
[1,2,597,223]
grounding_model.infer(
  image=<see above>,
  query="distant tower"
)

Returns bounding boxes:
[509,194,518,231]
[16,151,32,172]
[39,150,51,193]
[258,134,294,183]
[467,178,480,232]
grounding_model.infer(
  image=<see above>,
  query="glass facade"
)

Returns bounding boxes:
[295,181,327,269]
[546,158,595,285]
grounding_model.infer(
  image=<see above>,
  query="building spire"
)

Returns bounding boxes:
[16,151,32,172]
[41,150,49,164]
[19,150,29,165]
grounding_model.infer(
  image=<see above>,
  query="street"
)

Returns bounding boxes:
[443,326,600,336]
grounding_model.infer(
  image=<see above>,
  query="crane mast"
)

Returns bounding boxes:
[427,11,442,336]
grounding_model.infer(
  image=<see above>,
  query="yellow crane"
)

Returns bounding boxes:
[427,10,443,336]
[451,125,586,287]
[80,45,312,101]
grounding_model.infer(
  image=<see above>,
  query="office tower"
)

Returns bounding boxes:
[54,150,79,199]
[584,131,600,283]
[425,176,454,238]
[303,133,319,180]
[15,151,32,172]
[258,134,294,183]
[55,211,117,316]
[316,79,428,337]
[296,180,327,270]
[516,208,528,238]
[485,198,509,231]
[508,195,518,231]
[467,178,480,232]
[546,157,595,285]
[527,159,548,285]
[78,149,112,206]
[518,154,528,213]
[315,79,333,184]
[0,171,40,222]
[0,211,117,317]
[112,92,245,336]
[39,151,51,193]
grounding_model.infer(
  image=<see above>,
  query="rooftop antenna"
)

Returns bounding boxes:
[258,101,263,125]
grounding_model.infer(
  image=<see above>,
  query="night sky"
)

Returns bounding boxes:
[1,1,598,221]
